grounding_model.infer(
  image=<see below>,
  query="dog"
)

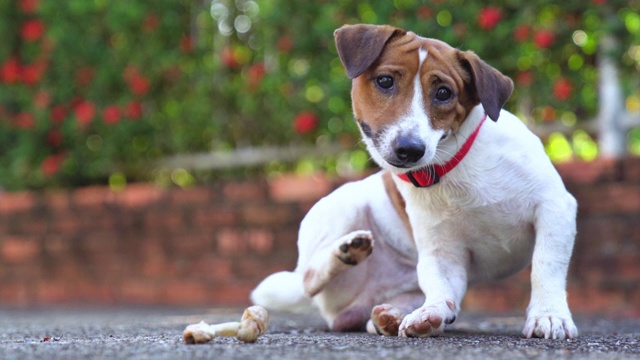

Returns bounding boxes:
[251,170,423,335]
[253,24,578,340]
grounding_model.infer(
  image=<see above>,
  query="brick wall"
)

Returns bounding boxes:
[0,159,639,318]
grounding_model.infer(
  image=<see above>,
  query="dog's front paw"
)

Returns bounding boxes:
[523,313,578,340]
[335,230,373,266]
[370,304,405,336]
[398,300,456,338]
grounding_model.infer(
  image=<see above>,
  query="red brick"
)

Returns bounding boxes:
[186,255,234,281]
[248,230,274,254]
[269,173,332,202]
[575,184,640,214]
[144,211,183,231]
[217,229,246,255]
[116,184,165,208]
[556,158,620,185]
[0,282,30,305]
[73,186,109,208]
[0,192,36,214]
[575,217,628,255]
[621,157,640,182]
[43,191,71,212]
[36,282,73,303]
[43,234,72,257]
[614,254,640,282]
[567,284,627,315]
[170,233,215,255]
[169,187,213,206]
[209,283,253,306]
[242,205,292,225]
[120,280,161,304]
[1,237,40,263]
[192,208,238,227]
[162,280,208,305]
[81,232,119,255]
[223,182,266,202]
[74,281,116,303]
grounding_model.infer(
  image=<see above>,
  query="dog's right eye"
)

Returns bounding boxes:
[376,75,394,90]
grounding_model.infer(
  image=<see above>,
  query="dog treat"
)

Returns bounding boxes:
[183,306,269,344]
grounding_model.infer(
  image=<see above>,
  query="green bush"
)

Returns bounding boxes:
[1,0,639,190]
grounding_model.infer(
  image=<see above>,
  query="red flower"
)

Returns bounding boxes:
[21,19,45,42]
[180,35,193,53]
[533,30,555,49]
[143,15,160,32]
[553,78,573,101]
[21,63,45,85]
[517,71,533,87]
[293,112,318,134]
[247,62,266,91]
[277,36,293,53]
[1,57,21,84]
[124,101,142,119]
[75,66,94,87]
[50,105,67,124]
[46,129,63,147]
[478,7,501,31]
[129,74,150,95]
[102,105,121,125]
[220,47,238,68]
[41,154,65,177]
[417,6,433,20]
[14,112,36,129]
[514,25,530,42]
[19,0,39,13]
[75,101,95,126]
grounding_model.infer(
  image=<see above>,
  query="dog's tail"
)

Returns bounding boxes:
[250,271,314,313]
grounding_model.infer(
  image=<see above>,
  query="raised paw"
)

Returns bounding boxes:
[523,314,578,340]
[335,230,373,266]
[370,304,405,336]
[398,301,457,338]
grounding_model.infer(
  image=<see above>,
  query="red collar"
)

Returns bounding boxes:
[397,113,487,188]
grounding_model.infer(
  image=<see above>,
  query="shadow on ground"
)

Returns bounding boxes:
[0,308,638,359]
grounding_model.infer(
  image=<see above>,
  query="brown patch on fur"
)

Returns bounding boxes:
[338,26,513,137]
[382,171,413,237]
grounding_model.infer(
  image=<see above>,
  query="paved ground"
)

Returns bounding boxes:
[0,307,638,359]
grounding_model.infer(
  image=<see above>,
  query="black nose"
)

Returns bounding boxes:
[393,136,425,165]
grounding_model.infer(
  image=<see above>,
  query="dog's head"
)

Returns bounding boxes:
[334,24,513,173]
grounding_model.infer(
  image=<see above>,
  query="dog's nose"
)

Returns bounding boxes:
[393,136,425,164]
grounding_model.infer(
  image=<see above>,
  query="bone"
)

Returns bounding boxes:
[183,306,269,344]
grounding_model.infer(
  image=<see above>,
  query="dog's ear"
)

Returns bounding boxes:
[458,51,514,122]
[334,24,406,79]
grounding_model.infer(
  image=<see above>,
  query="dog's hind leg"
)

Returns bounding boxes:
[302,230,373,297]
[367,291,425,336]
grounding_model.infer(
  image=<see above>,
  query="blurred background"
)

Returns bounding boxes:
[1,0,640,189]
[0,0,638,316]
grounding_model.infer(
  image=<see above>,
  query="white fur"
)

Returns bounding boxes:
[391,105,578,339]
[254,37,577,339]
[251,173,421,331]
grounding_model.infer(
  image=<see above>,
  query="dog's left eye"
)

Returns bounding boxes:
[376,75,394,90]
[435,87,452,101]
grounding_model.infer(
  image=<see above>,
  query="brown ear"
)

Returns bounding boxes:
[458,51,514,121]
[334,24,406,79]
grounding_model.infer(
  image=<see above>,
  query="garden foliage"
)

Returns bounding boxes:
[1,0,639,189]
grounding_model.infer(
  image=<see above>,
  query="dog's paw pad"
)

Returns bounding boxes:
[523,314,578,340]
[371,304,404,336]
[399,303,456,338]
[335,231,373,266]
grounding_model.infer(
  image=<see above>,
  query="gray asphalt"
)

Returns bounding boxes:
[0,307,638,359]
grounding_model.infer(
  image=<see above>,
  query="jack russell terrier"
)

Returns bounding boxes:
[252,24,578,340]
